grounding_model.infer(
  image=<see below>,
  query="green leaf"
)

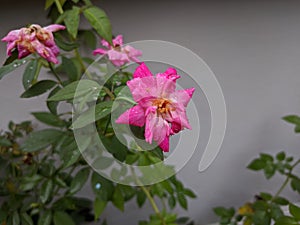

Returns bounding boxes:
[260,153,274,162]
[165,213,177,223]
[112,185,124,211]
[276,152,286,161]
[168,195,176,209]
[0,137,12,147]
[40,180,54,204]
[53,211,75,225]
[61,56,79,82]
[176,217,190,224]
[247,159,266,171]
[94,197,107,220]
[289,204,300,221]
[54,176,67,188]
[69,167,90,195]
[38,211,52,225]
[260,192,273,201]
[273,196,289,205]
[291,178,300,194]
[177,192,188,210]
[48,80,99,101]
[274,216,298,225]
[282,115,300,125]
[270,204,284,220]
[54,34,80,51]
[21,129,64,152]
[20,80,57,98]
[64,7,80,39]
[78,30,97,49]
[20,213,33,225]
[47,87,61,115]
[213,207,235,217]
[161,180,174,195]
[253,200,269,210]
[252,210,270,225]
[3,49,19,65]
[12,211,20,225]
[0,57,29,81]
[264,163,276,179]
[137,190,146,208]
[91,172,114,201]
[45,0,55,9]
[32,112,65,127]
[22,59,42,90]
[20,174,43,191]
[183,188,197,198]
[72,101,113,129]
[83,7,112,44]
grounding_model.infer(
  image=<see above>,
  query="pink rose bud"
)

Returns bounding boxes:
[93,35,142,67]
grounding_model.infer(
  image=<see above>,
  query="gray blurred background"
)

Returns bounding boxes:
[1,0,300,224]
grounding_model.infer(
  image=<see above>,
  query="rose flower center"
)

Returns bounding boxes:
[152,98,174,115]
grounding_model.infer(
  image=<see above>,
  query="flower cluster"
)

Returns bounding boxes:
[116,63,194,152]
[93,35,142,67]
[2,24,194,153]
[2,24,65,64]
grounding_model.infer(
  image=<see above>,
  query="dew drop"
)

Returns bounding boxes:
[95,183,101,190]
[22,60,26,64]
[13,64,18,68]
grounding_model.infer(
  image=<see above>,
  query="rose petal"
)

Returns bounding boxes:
[133,63,153,79]
[113,35,123,46]
[116,105,145,127]
[43,24,65,32]
[171,88,195,107]
[93,48,107,55]
[157,67,180,82]
[127,76,157,102]
[159,136,170,152]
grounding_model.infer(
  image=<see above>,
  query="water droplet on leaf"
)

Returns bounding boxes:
[95,183,101,189]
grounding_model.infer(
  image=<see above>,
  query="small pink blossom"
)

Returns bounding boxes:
[116,63,195,152]
[2,24,65,64]
[93,35,142,67]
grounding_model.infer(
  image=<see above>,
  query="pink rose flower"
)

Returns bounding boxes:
[116,63,195,152]
[93,35,142,67]
[2,24,65,64]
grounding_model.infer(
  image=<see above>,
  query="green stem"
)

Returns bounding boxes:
[131,168,166,225]
[102,86,115,100]
[48,62,62,84]
[273,159,300,199]
[54,0,64,14]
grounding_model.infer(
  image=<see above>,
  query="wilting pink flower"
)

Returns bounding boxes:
[116,63,195,152]
[93,35,142,67]
[2,24,65,64]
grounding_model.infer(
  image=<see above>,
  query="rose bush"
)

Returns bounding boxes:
[0,1,197,225]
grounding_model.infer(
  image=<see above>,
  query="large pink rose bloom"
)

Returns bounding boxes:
[93,35,142,67]
[2,24,65,64]
[116,63,195,152]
